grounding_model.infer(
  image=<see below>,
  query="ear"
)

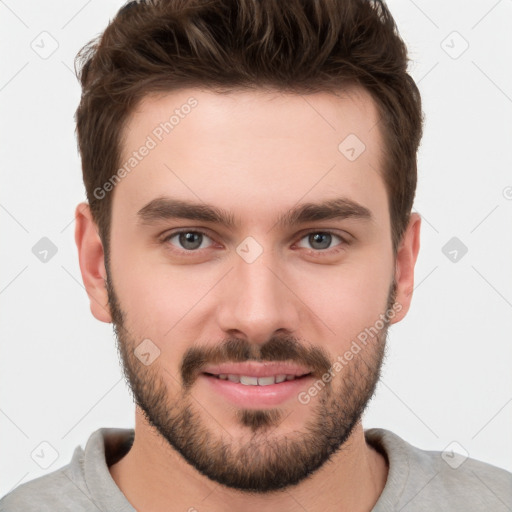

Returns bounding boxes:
[74,202,112,323]
[389,212,421,324]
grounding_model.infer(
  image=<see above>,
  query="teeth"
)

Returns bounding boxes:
[240,375,259,385]
[257,376,276,386]
[217,374,301,385]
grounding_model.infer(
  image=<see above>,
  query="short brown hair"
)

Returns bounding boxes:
[75,0,423,258]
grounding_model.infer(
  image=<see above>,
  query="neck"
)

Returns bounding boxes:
[109,409,388,512]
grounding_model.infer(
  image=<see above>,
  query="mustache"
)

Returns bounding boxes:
[180,336,332,389]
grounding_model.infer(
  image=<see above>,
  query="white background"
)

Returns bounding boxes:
[1,0,511,499]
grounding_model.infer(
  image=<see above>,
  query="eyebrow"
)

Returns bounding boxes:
[137,196,373,229]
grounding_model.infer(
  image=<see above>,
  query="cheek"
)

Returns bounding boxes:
[110,250,217,346]
[287,252,393,348]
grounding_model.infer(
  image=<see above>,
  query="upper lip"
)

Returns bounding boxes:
[201,362,312,378]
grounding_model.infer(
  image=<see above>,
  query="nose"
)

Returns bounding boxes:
[215,248,301,346]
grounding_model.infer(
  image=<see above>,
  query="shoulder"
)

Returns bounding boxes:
[0,427,133,512]
[366,428,512,511]
[0,446,96,512]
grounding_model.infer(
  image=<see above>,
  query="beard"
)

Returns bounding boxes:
[106,270,396,494]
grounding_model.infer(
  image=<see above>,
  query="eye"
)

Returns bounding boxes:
[163,230,214,251]
[296,231,347,252]
[161,229,349,256]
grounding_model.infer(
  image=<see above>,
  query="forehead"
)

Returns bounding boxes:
[122,86,382,154]
[114,86,388,227]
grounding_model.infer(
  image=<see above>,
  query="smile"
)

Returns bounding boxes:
[203,373,311,386]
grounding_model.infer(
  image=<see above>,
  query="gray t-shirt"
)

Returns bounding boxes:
[1,427,511,511]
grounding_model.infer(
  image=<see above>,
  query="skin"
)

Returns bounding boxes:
[75,86,421,512]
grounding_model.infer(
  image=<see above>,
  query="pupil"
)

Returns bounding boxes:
[310,233,331,250]
[180,232,202,250]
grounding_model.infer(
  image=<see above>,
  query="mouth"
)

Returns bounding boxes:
[202,372,312,386]
[198,362,315,407]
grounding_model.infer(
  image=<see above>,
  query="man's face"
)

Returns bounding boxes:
[105,87,399,492]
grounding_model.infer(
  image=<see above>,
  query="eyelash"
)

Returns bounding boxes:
[161,229,350,256]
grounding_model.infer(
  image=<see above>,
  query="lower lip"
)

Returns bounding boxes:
[199,374,313,408]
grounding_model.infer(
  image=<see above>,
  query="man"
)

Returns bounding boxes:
[1,0,510,510]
